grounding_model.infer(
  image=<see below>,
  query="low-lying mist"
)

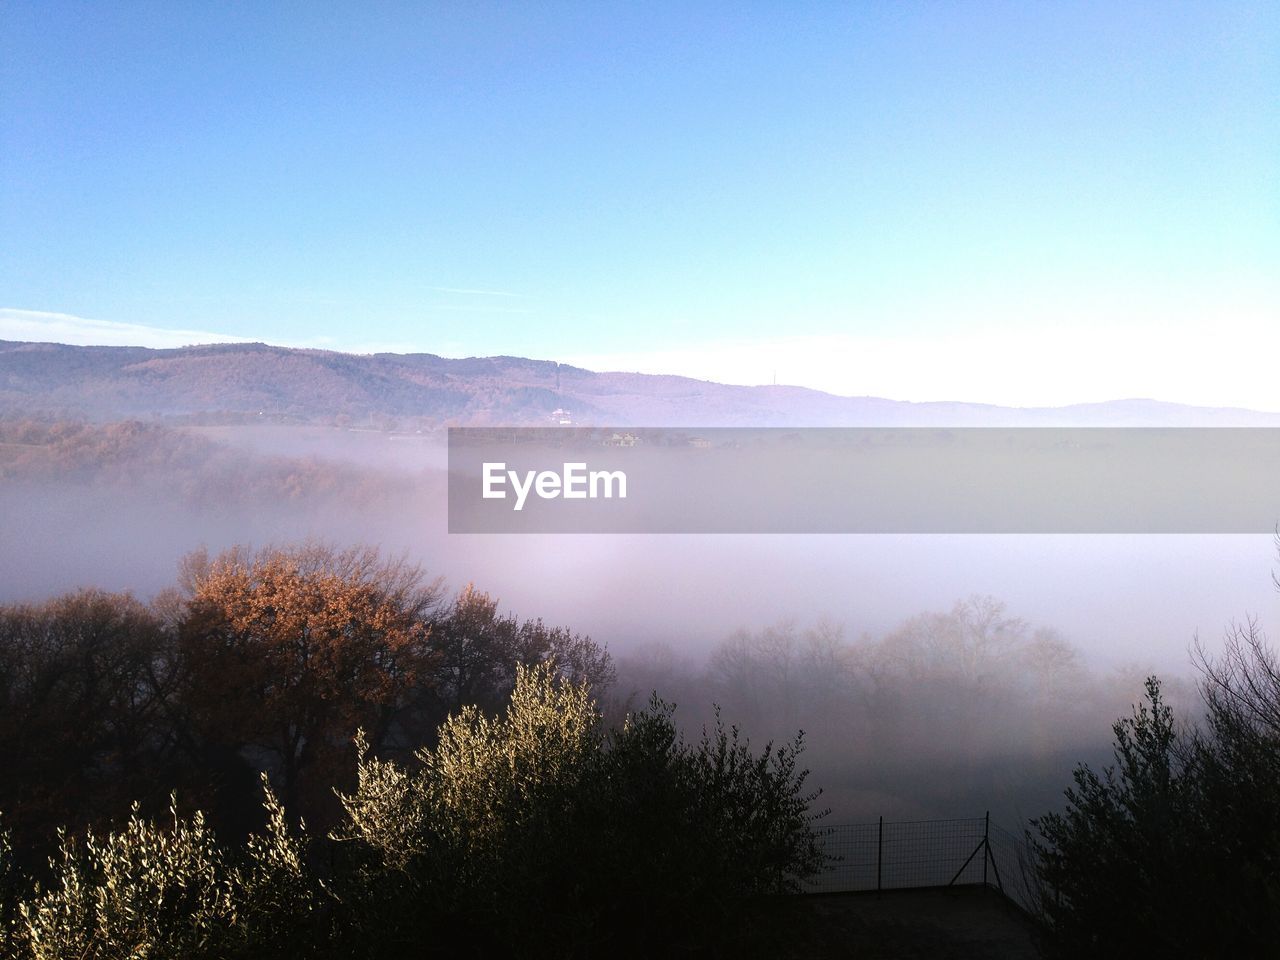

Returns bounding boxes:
[1,418,1274,828]
[612,605,1203,828]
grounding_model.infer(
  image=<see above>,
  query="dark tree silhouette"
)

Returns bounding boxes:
[1034,617,1280,958]
[0,590,176,860]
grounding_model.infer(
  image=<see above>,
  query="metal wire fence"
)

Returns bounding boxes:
[807,812,1039,912]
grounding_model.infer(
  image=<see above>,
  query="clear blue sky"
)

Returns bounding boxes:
[2,2,1277,406]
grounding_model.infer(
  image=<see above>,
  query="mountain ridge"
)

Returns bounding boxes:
[2,338,1277,427]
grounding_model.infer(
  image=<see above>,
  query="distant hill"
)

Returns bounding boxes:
[2,338,1278,427]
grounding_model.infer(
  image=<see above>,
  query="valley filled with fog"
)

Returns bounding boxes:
[3,418,1274,827]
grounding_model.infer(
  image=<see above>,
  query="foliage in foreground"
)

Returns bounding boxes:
[333,663,828,957]
[1033,619,1280,959]
[0,663,827,959]
[3,777,313,960]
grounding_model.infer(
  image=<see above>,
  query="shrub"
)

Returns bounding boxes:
[7,778,319,960]
[1034,625,1280,958]
[12,799,234,960]
[334,663,827,958]
[1,662,827,958]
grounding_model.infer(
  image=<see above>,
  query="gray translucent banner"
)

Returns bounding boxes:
[447,428,1280,534]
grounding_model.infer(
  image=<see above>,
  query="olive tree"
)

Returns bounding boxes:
[333,662,827,957]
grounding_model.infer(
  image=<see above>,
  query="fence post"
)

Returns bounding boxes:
[877,815,883,895]
[983,811,990,888]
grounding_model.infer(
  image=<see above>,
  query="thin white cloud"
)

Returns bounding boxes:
[420,304,534,315]
[424,286,521,298]
[0,308,252,349]
[0,307,468,358]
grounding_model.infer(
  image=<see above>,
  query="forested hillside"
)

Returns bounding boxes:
[5,339,1278,427]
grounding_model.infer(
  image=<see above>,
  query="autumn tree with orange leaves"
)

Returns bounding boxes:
[173,543,444,826]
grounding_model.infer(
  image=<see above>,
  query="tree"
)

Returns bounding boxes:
[173,542,443,826]
[1188,619,1280,948]
[331,662,603,954]
[420,583,614,724]
[0,654,828,958]
[1034,620,1280,957]
[0,590,174,859]
[877,595,1026,686]
[333,663,828,958]
[1032,677,1193,955]
[7,780,315,960]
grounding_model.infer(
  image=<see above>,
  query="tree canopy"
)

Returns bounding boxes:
[1033,618,1280,958]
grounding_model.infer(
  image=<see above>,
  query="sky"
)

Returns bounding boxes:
[2,2,1277,408]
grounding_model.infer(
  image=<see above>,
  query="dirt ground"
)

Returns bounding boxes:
[764,886,1043,960]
